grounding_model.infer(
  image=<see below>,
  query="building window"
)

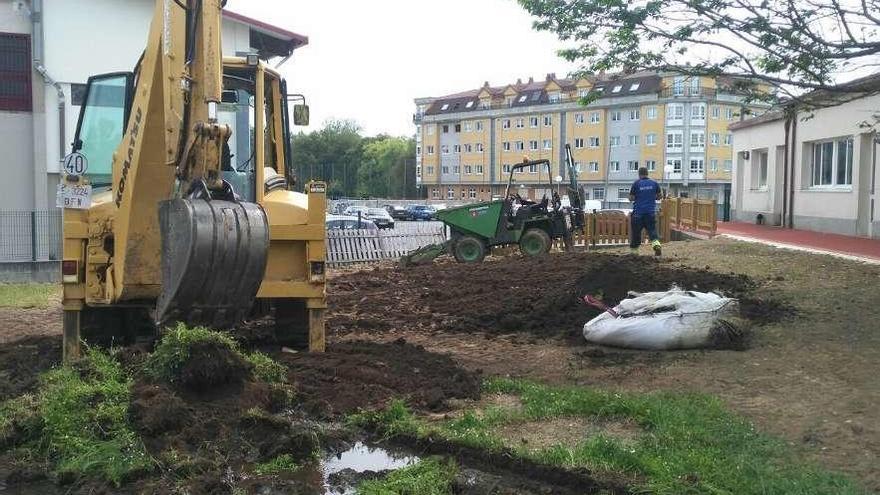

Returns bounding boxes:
[480,100,491,110]
[711,106,720,119]
[724,134,732,146]
[427,146,434,155]
[753,151,768,189]
[453,165,460,174]
[503,142,511,151]
[476,143,484,152]
[646,133,657,146]
[503,164,512,173]
[690,158,705,174]
[505,96,514,107]
[666,131,683,151]
[618,188,631,200]
[629,109,640,121]
[426,166,434,175]
[628,135,639,146]
[609,136,621,147]
[465,101,474,109]
[690,76,700,93]
[441,103,449,111]
[629,83,640,92]
[578,88,590,98]
[726,107,735,120]
[442,125,449,133]
[690,131,705,149]
[518,94,528,103]
[543,139,552,150]
[549,91,561,103]
[666,103,684,121]
[667,159,682,174]
[464,122,472,132]
[469,188,477,199]
[574,138,585,149]
[589,161,599,172]
[416,146,422,156]
[673,76,685,96]
[710,133,720,146]
[691,103,706,121]
[589,137,600,148]
[475,165,483,174]
[464,144,472,153]
[516,118,525,129]
[441,145,449,155]
[453,144,461,153]
[543,115,552,126]
[475,121,483,131]
[610,161,620,172]
[464,165,473,174]
[515,140,525,151]
[646,106,657,120]
[590,111,601,124]
[502,119,511,129]
[724,159,732,171]
[612,85,622,93]
[627,160,639,171]
[447,187,455,199]
[810,137,853,187]
[710,159,718,171]
[530,116,539,127]
[593,187,605,200]
[455,124,461,132]
[529,140,539,151]
[432,188,439,199]
[610,110,622,121]
[442,166,450,174]
[575,113,585,125]
[529,164,538,173]
[646,160,656,171]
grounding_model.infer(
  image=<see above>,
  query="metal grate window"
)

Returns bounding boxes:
[0,33,32,112]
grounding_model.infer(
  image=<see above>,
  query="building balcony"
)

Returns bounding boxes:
[660,86,717,98]
[413,113,424,123]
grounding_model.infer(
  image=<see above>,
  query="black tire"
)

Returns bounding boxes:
[453,235,486,263]
[519,228,552,257]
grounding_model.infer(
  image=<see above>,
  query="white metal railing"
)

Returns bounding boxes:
[326,224,445,267]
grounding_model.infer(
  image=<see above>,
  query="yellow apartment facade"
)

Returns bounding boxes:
[414,72,765,209]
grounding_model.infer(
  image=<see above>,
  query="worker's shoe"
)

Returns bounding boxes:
[651,240,662,257]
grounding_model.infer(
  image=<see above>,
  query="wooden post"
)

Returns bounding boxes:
[309,308,325,352]
[62,310,81,362]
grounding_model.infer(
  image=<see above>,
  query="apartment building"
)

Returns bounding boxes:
[414,72,760,208]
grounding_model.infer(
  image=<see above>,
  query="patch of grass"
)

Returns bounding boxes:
[0,347,152,485]
[253,453,299,476]
[0,283,57,308]
[357,458,457,495]
[362,378,864,495]
[244,351,287,384]
[348,399,421,438]
[145,324,288,385]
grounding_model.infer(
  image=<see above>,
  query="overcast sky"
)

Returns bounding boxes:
[224,0,576,137]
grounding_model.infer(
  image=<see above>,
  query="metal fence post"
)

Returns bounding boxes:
[31,210,37,262]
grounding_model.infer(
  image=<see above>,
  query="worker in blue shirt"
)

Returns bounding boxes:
[628,167,663,256]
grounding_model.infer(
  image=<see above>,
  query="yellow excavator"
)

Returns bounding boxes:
[59,0,326,361]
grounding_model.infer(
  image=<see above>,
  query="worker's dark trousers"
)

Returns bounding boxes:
[630,213,658,248]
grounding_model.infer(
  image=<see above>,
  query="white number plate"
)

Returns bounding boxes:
[56,183,92,209]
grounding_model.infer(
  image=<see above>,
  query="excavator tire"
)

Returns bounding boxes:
[156,198,269,329]
[453,235,486,263]
[519,228,551,257]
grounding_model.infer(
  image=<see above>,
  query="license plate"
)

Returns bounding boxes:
[56,183,92,209]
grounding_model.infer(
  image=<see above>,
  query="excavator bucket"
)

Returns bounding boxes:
[156,199,269,328]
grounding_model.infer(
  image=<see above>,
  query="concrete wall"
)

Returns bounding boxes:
[607,106,641,183]
[730,119,786,225]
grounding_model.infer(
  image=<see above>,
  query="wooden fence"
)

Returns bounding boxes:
[665,197,718,235]
[325,224,446,267]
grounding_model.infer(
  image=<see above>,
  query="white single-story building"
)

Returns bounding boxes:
[730,74,879,238]
[0,0,306,275]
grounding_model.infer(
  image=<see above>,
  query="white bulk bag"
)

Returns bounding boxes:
[583,288,738,350]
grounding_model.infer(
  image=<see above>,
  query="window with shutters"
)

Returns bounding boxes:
[0,33,32,111]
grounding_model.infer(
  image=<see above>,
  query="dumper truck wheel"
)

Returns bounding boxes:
[453,236,486,263]
[520,228,551,257]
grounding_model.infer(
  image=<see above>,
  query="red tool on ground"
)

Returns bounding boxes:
[582,295,619,317]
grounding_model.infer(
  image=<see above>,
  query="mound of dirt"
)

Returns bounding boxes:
[280,338,482,417]
[329,252,789,339]
[175,341,251,391]
[0,336,61,401]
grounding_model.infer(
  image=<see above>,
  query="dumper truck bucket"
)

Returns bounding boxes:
[155,198,269,328]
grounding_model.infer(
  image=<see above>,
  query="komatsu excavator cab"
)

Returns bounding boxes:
[61,0,326,360]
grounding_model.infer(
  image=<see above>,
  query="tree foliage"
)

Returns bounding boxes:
[290,120,418,199]
[518,0,880,102]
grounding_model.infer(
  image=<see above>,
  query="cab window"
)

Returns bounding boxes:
[73,73,132,187]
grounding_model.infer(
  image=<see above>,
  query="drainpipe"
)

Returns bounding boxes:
[782,117,790,226]
[788,109,797,229]
[31,0,67,162]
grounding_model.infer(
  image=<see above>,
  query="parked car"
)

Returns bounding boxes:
[326,214,378,231]
[343,205,370,217]
[385,204,409,220]
[406,204,437,221]
[365,208,395,229]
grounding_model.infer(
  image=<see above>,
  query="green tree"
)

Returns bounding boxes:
[356,136,416,199]
[290,119,364,197]
[517,0,880,103]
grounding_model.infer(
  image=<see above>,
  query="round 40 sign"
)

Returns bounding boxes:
[62,152,89,176]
